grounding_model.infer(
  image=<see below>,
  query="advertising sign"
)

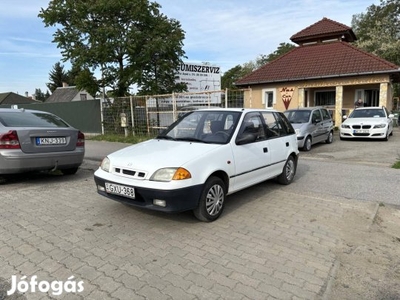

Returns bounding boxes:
[175,63,222,105]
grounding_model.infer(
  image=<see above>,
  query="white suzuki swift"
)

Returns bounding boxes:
[94,108,299,222]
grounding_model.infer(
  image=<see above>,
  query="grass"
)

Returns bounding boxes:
[392,160,400,169]
[87,134,154,144]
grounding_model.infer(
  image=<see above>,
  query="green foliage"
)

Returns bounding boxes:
[222,42,296,89]
[351,0,400,66]
[87,134,153,144]
[46,62,69,93]
[39,0,186,97]
[34,88,47,101]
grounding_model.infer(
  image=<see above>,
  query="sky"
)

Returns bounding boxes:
[0,0,380,96]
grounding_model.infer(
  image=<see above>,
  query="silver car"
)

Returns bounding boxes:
[284,107,334,151]
[0,108,85,176]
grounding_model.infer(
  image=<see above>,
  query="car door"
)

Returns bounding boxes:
[311,109,325,143]
[320,108,333,140]
[230,112,271,193]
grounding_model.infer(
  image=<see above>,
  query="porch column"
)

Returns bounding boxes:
[298,88,305,108]
[379,82,388,107]
[335,85,343,127]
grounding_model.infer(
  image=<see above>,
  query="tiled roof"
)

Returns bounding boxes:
[0,92,37,105]
[235,41,400,86]
[46,86,80,103]
[291,17,356,43]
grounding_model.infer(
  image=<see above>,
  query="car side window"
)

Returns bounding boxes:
[276,112,295,135]
[261,112,283,138]
[321,109,331,120]
[312,110,322,123]
[236,113,266,144]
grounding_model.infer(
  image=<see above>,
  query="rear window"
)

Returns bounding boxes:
[0,111,70,128]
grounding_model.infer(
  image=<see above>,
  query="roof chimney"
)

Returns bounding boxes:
[25,92,29,97]
[62,82,69,88]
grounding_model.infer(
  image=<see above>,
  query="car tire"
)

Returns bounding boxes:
[383,130,389,141]
[61,167,79,175]
[277,155,297,185]
[325,131,334,144]
[302,136,312,151]
[193,176,226,222]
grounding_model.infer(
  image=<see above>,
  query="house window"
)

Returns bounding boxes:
[354,89,379,107]
[80,94,87,101]
[262,88,276,108]
[315,91,335,106]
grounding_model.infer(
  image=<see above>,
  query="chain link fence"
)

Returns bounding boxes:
[101,88,250,136]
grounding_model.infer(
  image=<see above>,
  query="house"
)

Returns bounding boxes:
[46,84,94,103]
[0,92,39,106]
[235,17,400,125]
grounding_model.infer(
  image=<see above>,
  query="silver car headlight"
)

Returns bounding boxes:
[373,124,386,129]
[150,167,191,182]
[295,129,301,136]
[341,124,350,129]
[100,157,111,172]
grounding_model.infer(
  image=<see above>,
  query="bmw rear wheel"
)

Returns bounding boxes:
[193,176,226,222]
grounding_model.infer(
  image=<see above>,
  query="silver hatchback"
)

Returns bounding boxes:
[0,108,85,175]
[284,107,334,151]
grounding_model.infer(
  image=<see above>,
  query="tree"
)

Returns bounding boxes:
[34,88,46,101]
[39,0,186,97]
[46,62,69,93]
[352,0,400,97]
[222,42,296,89]
[67,63,100,97]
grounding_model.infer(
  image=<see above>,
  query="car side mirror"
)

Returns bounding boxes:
[343,115,348,120]
[313,118,321,124]
[236,133,257,145]
[388,114,394,118]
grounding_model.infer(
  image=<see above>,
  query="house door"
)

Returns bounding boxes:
[364,89,379,107]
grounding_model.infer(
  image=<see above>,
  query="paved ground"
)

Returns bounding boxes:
[0,128,399,300]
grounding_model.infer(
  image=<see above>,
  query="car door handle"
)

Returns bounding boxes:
[263,147,268,153]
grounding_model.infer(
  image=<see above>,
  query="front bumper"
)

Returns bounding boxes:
[94,175,203,213]
[296,136,306,148]
[339,128,387,139]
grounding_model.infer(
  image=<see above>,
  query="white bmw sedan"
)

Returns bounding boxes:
[340,106,394,140]
[94,108,299,222]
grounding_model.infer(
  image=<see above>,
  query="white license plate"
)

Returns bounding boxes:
[36,137,67,145]
[105,182,135,199]
[354,129,369,134]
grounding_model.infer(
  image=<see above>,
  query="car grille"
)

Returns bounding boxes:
[114,167,147,179]
[352,125,371,129]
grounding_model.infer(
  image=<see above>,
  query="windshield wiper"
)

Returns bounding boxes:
[156,135,176,141]
[176,137,207,143]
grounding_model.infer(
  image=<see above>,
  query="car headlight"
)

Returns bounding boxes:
[150,167,191,182]
[100,157,110,172]
[341,124,350,129]
[373,124,386,128]
[295,129,301,136]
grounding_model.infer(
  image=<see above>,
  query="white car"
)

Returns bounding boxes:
[94,108,299,222]
[340,106,394,140]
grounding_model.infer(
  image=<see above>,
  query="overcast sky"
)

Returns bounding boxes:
[0,0,379,96]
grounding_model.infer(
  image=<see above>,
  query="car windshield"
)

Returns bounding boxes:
[350,109,385,118]
[157,111,241,144]
[284,110,311,123]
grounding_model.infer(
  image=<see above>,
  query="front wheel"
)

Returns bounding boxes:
[193,176,226,222]
[325,131,334,144]
[302,136,312,151]
[277,156,297,185]
[61,167,79,175]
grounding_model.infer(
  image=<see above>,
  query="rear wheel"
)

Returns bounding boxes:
[302,136,312,151]
[193,176,226,222]
[325,131,333,144]
[277,156,297,185]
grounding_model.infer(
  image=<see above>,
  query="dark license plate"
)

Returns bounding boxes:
[36,137,67,145]
[105,182,135,199]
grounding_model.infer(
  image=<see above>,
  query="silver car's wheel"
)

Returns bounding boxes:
[193,176,226,222]
[302,136,312,151]
[326,131,333,144]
